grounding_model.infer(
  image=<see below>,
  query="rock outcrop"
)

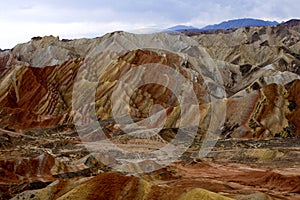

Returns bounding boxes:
[1,22,300,199]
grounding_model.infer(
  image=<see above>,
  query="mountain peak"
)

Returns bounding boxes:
[165,25,200,32]
[280,19,300,27]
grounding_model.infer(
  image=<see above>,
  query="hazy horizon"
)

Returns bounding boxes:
[1,0,299,49]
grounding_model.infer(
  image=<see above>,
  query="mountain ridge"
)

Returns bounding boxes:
[201,18,279,30]
[1,20,300,200]
[166,18,281,32]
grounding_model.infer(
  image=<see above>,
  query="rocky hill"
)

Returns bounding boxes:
[1,21,300,199]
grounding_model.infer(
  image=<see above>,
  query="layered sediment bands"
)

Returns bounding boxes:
[11,160,300,200]
[11,36,83,67]
[163,161,300,199]
[286,80,300,135]
[3,125,300,199]
[1,37,213,131]
[0,152,94,199]
[191,22,300,76]
[1,26,300,199]
[0,31,299,139]
[92,49,207,121]
[224,81,300,138]
[13,172,233,200]
[0,58,82,130]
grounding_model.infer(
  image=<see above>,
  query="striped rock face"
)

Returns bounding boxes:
[0,49,208,130]
[224,80,300,138]
[0,25,300,199]
[1,49,299,139]
[0,59,82,130]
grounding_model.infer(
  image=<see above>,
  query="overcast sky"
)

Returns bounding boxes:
[0,0,299,49]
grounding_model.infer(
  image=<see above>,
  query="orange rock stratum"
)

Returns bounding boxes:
[1,21,300,199]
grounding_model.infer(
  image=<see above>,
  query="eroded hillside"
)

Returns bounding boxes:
[1,21,300,199]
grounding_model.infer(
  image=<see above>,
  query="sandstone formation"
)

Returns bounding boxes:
[1,21,300,199]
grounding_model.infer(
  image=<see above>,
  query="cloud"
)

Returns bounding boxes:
[0,0,299,48]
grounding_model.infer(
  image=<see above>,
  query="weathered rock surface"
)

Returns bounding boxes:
[192,20,300,76]
[12,173,235,200]
[224,80,300,138]
[0,22,300,199]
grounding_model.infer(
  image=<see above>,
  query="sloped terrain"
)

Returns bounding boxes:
[1,21,300,199]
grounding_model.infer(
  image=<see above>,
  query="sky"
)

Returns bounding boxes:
[0,0,299,49]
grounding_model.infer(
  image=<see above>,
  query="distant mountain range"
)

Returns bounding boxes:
[166,18,280,32]
[166,25,200,32]
[201,18,279,30]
